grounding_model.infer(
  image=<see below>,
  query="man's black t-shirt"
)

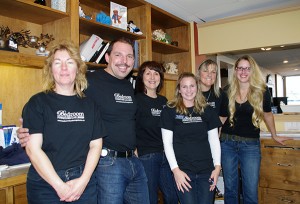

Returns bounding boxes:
[85,69,137,151]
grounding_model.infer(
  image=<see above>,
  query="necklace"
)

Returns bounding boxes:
[206,89,211,102]
[239,94,247,103]
[238,93,247,107]
[188,107,194,117]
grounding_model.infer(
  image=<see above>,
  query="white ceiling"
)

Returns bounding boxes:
[145,0,300,76]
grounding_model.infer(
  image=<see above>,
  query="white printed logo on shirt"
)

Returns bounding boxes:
[175,114,203,124]
[57,110,85,122]
[151,108,162,117]
[182,116,203,123]
[207,101,216,108]
[114,93,133,104]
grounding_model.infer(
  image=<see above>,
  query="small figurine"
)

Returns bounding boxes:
[112,10,122,24]
[79,6,85,18]
[127,21,143,35]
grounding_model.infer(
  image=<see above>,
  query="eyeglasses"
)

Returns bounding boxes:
[236,67,251,72]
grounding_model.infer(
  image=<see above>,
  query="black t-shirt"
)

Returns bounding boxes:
[85,69,137,151]
[135,93,167,156]
[160,106,222,174]
[221,87,272,138]
[202,88,226,116]
[22,92,106,170]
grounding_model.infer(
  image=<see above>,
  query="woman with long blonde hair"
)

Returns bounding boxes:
[220,55,291,204]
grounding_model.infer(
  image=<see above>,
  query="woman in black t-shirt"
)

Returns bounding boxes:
[22,41,106,203]
[135,61,178,204]
[161,72,222,204]
[197,59,226,121]
[220,55,291,204]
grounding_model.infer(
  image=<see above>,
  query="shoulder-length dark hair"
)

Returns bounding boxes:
[135,61,165,94]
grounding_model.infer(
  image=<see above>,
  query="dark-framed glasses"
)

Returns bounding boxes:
[236,67,251,72]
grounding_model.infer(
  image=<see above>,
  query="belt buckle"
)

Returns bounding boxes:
[101,148,110,157]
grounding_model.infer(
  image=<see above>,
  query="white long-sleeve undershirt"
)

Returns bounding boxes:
[162,127,221,171]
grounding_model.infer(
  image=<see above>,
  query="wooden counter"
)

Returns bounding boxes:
[0,164,30,204]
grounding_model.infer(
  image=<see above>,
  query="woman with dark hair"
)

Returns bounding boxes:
[135,61,178,204]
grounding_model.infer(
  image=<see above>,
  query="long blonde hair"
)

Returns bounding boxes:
[43,40,87,98]
[228,55,266,128]
[167,72,207,115]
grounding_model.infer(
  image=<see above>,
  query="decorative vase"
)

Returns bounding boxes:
[36,45,49,56]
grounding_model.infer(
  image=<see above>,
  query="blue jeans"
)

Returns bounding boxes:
[27,164,97,204]
[96,154,150,204]
[139,152,178,204]
[176,172,214,204]
[220,135,261,204]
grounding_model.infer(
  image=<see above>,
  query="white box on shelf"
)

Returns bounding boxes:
[80,34,103,62]
[51,0,66,12]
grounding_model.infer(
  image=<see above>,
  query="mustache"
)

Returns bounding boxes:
[116,63,130,68]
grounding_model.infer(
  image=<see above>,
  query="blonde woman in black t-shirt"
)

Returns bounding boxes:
[22,41,106,203]
[161,72,222,204]
[220,55,291,204]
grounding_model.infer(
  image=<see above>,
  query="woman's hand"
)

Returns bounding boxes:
[209,165,221,191]
[64,177,89,202]
[55,182,72,201]
[272,135,293,145]
[172,167,192,193]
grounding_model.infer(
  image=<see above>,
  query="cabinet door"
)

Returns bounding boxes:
[14,184,27,204]
[0,188,7,204]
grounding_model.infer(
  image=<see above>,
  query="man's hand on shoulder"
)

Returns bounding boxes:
[17,118,30,147]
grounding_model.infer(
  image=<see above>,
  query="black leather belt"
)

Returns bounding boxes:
[101,148,134,158]
[220,133,259,142]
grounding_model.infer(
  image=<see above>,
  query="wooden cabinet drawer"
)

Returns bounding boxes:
[260,146,300,190]
[260,187,300,204]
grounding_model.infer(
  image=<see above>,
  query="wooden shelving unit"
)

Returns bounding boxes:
[0,0,192,125]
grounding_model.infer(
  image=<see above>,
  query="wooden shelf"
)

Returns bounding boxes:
[86,62,107,69]
[0,0,69,25]
[164,73,178,81]
[152,40,189,54]
[80,0,145,10]
[79,18,146,41]
[0,50,45,68]
[151,5,188,29]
